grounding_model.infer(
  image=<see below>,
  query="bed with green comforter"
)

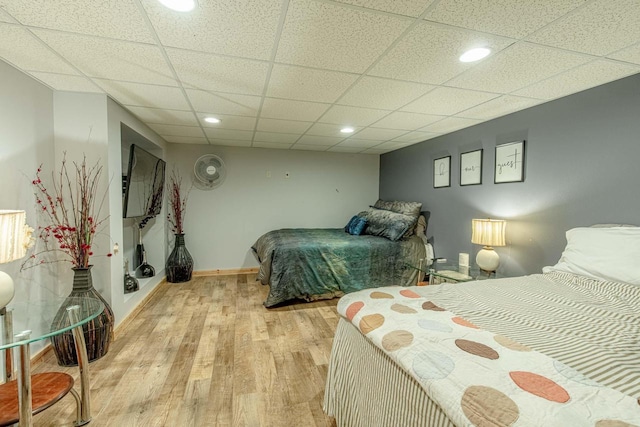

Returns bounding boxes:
[252,228,426,307]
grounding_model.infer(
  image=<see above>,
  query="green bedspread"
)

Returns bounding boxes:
[251,228,425,307]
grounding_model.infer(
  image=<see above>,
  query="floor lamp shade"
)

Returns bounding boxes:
[0,210,28,309]
[471,219,506,272]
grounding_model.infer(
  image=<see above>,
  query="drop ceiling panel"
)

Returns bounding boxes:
[140,0,282,60]
[457,95,542,120]
[420,117,482,133]
[186,90,262,117]
[0,9,17,23]
[276,0,412,73]
[2,1,640,155]
[203,128,254,141]
[306,123,362,137]
[148,124,204,138]
[352,127,408,141]
[291,144,332,151]
[3,0,154,43]
[337,138,382,148]
[392,130,440,143]
[163,136,209,145]
[296,135,345,146]
[35,30,176,85]
[338,76,434,110]
[375,141,411,150]
[254,132,301,143]
[370,21,514,84]
[266,64,358,103]
[609,43,640,66]
[425,0,587,39]
[261,98,331,122]
[448,42,591,93]
[333,0,435,17]
[261,98,329,121]
[402,86,499,115]
[513,60,639,100]
[29,72,102,93]
[527,0,640,56]
[167,48,269,95]
[97,80,190,110]
[0,25,78,74]
[328,146,365,153]
[253,142,294,150]
[209,139,252,147]
[320,105,389,127]
[126,106,197,126]
[256,118,312,134]
[371,111,443,130]
[200,115,257,131]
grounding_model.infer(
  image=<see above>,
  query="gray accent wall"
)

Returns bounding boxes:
[380,73,640,277]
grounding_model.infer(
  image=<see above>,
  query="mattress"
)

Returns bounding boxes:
[325,271,640,426]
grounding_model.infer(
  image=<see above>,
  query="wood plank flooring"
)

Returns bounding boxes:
[32,274,340,426]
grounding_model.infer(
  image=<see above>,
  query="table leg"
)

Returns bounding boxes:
[15,330,32,427]
[66,305,92,426]
[1,307,14,382]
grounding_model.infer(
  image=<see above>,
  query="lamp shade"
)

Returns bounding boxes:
[0,209,27,263]
[471,219,506,247]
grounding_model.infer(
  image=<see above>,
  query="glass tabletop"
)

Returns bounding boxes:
[0,297,104,350]
[430,261,497,281]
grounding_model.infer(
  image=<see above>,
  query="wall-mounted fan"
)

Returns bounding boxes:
[193,154,227,190]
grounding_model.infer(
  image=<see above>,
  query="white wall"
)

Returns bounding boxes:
[0,60,55,353]
[166,144,379,270]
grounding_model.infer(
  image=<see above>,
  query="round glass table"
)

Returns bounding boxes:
[1,297,104,426]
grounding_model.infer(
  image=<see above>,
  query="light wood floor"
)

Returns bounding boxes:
[32,274,340,426]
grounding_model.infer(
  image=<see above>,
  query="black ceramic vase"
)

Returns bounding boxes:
[51,266,114,367]
[166,233,194,283]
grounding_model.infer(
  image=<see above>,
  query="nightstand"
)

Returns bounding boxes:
[429,261,499,285]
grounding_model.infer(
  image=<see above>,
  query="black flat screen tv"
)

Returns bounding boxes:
[123,144,166,219]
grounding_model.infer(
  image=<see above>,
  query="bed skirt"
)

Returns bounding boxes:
[323,318,454,427]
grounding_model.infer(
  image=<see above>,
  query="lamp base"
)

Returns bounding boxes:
[476,246,500,272]
[0,271,15,309]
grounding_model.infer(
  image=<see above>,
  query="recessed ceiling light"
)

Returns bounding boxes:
[204,117,220,124]
[340,127,355,134]
[459,47,491,63]
[157,0,195,12]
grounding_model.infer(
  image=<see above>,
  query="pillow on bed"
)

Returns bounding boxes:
[358,208,414,241]
[373,199,422,218]
[344,215,367,235]
[542,226,640,285]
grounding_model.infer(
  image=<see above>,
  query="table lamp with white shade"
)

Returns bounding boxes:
[471,218,506,273]
[0,210,29,310]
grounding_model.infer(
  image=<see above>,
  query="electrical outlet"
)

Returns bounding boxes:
[285,171,290,179]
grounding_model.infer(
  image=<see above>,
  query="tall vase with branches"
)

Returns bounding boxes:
[24,154,115,366]
[166,168,194,283]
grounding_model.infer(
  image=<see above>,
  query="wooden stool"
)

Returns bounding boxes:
[0,372,80,426]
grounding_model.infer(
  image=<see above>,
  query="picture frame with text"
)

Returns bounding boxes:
[460,149,483,186]
[433,156,451,188]
[494,140,525,183]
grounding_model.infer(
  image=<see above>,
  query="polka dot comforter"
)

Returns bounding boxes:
[338,279,640,426]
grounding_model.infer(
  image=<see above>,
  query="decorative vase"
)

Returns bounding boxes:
[51,266,114,367]
[166,233,193,283]
[124,259,139,294]
[135,249,155,278]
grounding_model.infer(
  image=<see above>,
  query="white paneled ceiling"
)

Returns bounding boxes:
[1,0,639,154]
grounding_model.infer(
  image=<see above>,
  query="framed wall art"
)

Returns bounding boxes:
[495,140,525,183]
[460,149,483,186]
[433,156,451,188]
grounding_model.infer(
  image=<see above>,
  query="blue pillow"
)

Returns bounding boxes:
[344,215,358,232]
[346,216,367,235]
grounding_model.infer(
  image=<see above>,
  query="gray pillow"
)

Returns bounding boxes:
[358,208,415,241]
[373,199,422,218]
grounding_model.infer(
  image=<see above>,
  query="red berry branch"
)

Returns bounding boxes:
[22,154,111,270]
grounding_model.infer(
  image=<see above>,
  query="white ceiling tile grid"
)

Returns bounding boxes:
[0,0,638,151]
